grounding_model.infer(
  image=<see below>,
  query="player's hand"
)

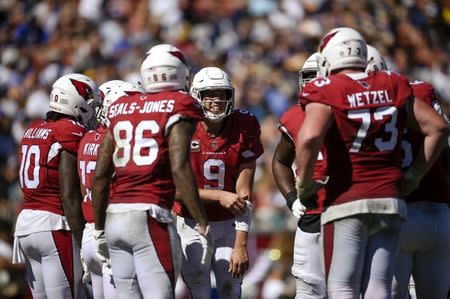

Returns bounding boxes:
[228,246,249,278]
[197,225,214,265]
[80,251,91,284]
[296,176,329,210]
[219,192,247,215]
[291,199,306,218]
[93,229,111,268]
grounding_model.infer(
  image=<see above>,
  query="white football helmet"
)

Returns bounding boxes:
[140,44,189,93]
[98,80,126,101]
[317,27,367,76]
[190,67,234,122]
[365,45,388,73]
[101,82,144,126]
[299,52,320,89]
[49,73,97,127]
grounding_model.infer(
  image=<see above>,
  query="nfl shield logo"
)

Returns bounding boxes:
[191,139,200,152]
[211,140,218,148]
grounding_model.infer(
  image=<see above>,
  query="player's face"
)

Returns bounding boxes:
[202,89,228,115]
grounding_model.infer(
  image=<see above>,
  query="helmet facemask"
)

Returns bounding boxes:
[298,68,318,90]
[198,88,234,123]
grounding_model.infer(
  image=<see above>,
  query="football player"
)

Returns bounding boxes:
[13,73,97,298]
[78,81,143,298]
[272,53,327,298]
[296,28,449,298]
[91,44,213,299]
[366,45,450,299]
[173,66,263,298]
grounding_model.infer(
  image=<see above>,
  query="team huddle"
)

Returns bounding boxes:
[11,27,450,299]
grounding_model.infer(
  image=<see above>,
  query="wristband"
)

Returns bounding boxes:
[285,191,297,211]
[235,200,253,232]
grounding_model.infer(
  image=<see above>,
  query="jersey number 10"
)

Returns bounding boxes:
[19,145,40,189]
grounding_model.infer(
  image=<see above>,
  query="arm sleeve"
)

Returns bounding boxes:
[53,120,87,154]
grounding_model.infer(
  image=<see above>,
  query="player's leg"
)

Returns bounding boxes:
[177,216,213,299]
[323,216,368,299]
[391,250,413,299]
[82,225,105,298]
[392,203,420,299]
[133,211,179,299]
[102,263,117,299]
[292,227,326,299]
[20,234,46,299]
[362,214,401,299]
[210,219,243,299]
[413,203,450,299]
[105,211,141,298]
[41,230,85,299]
[408,276,417,299]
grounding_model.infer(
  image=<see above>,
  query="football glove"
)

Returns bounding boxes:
[93,229,111,268]
[198,225,214,265]
[80,251,91,284]
[291,199,307,218]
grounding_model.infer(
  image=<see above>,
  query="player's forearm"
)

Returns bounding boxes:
[59,151,85,247]
[236,161,255,200]
[173,165,208,227]
[234,230,248,249]
[272,161,296,197]
[272,134,297,197]
[410,131,449,179]
[169,120,209,229]
[198,189,227,203]
[296,137,321,188]
[92,176,109,230]
[61,196,85,247]
[92,132,114,231]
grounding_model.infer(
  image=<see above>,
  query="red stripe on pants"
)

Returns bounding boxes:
[323,222,334,281]
[147,214,175,288]
[51,230,74,298]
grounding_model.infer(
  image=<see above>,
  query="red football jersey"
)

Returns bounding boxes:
[175,110,264,221]
[278,104,327,214]
[77,126,108,223]
[299,71,412,206]
[403,80,449,204]
[107,91,203,208]
[20,118,87,215]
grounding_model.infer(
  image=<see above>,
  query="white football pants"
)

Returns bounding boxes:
[82,223,117,298]
[292,227,326,298]
[19,230,85,299]
[322,214,401,299]
[177,217,243,299]
[105,210,181,299]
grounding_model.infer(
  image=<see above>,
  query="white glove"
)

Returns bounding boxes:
[80,251,91,284]
[198,225,214,265]
[291,199,306,219]
[93,229,111,268]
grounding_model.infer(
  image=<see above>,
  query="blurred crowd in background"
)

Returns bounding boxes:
[0,0,449,298]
